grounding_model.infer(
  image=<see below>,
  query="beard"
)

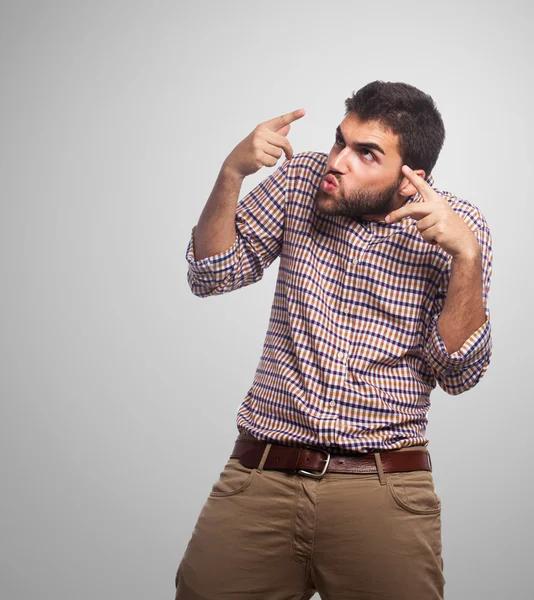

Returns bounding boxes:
[315,173,404,219]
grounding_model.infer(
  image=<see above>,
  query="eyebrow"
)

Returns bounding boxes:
[335,125,386,156]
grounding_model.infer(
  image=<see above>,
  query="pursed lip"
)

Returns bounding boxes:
[324,174,339,187]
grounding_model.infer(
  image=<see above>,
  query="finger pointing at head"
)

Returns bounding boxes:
[401,165,437,202]
[263,108,306,134]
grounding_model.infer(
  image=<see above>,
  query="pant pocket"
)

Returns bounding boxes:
[209,457,257,497]
[386,469,442,515]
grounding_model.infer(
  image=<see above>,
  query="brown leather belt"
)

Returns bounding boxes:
[230,434,432,479]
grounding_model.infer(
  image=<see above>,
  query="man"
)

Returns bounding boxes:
[175,81,492,599]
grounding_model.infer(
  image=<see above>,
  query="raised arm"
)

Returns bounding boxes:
[386,165,493,394]
[186,108,306,298]
[193,108,306,261]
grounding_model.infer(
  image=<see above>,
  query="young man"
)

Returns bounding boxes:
[175,81,492,599]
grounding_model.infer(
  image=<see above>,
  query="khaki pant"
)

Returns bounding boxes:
[174,439,445,599]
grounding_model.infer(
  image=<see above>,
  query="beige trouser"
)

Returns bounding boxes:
[174,438,445,599]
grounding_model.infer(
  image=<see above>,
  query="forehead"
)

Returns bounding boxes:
[339,112,401,159]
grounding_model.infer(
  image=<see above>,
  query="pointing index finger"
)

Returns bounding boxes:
[263,108,306,132]
[401,165,436,201]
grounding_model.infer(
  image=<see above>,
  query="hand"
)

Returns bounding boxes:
[385,165,480,259]
[223,108,306,179]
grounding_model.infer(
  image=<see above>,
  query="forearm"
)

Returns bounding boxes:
[436,248,487,354]
[193,162,245,261]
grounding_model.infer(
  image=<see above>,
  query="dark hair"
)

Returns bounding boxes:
[344,81,445,176]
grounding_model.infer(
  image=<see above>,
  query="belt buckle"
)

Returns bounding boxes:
[296,447,331,479]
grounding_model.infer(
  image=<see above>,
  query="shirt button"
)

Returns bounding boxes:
[337,351,345,360]
[352,258,358,265]
[343,308,349,315]
[325,441,331,446]
[329,401,336,407]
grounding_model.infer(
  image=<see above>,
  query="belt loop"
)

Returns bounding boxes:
[373,452,387,486]
[256,443,273,473]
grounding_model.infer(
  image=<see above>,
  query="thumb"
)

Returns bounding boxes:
[277,123,291,137]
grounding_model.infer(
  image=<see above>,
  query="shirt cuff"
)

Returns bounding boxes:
[425,314,492,374]
[185,225,239,276]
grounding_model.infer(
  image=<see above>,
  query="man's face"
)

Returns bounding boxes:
[315,112,406,220]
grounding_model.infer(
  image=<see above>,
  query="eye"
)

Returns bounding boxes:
[335,134,344,147]
[361,149,375,162]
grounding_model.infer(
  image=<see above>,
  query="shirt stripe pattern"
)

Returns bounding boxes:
[186,152,493,453]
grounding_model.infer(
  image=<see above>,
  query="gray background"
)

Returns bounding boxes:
[1,1,532,598]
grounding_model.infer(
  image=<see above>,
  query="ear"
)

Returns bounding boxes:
[398,169,426,199]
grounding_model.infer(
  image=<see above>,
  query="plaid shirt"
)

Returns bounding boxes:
[186,152,493,453]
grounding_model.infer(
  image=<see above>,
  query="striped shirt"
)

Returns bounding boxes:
[186,151,493,453]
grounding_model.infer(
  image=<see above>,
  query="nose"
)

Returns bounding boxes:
[328,146,350,173]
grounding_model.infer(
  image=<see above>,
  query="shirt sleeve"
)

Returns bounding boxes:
[186,158,290,298]
[423,223,493,395]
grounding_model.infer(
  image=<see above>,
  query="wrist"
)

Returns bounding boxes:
[451,240,481,264]
[221,159,246,183]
